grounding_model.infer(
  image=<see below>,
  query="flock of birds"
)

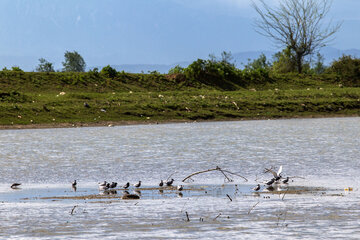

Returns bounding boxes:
[253,165,290,192]
[10,166,289,195]
[68,178,183,194]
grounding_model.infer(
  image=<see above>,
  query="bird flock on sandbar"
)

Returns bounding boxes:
[9,165,292,198]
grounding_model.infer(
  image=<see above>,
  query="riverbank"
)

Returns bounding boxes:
[1,71,359,129]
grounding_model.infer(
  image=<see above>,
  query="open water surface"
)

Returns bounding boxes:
[0,117,359,239]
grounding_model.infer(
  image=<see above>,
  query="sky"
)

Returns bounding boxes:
[0,0,359,70]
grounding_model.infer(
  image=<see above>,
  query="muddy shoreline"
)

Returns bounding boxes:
[0,114,358,130]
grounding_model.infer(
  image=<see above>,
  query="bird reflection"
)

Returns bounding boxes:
[177,192,183,198]
[72,186,77,192]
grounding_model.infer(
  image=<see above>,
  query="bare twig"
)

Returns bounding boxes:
[213,213,222,221]
[282,188,289,200]
[226,194,233,202]
[185,211,190,222]
[248,201,260,215]
[182,166,248,182]
[70,205,77,215]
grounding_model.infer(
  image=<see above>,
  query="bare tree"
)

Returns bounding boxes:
[252,0,341,73]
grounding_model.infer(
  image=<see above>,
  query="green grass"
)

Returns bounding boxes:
[0,71,359,126]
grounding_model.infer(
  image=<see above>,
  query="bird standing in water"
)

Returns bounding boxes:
[253,184,261,191]
[123,182,130,189]
[159,180,164,187]
[134,181,141,188]
[72,180,77,187]
[11,183,21,189]
[177,185,183,191]
[166,179,174,186]
[282,177,289,184]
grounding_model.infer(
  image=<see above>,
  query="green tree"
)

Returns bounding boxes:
[100,65,117,78]
[36,58,55,72]
[62,51,86,72]
[244,53,271,72]
[312,53,326,74]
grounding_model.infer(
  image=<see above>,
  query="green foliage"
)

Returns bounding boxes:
[183,53,243,90]
[168,65,185,74]
[328,55,360,86]
[62,51,86,72]
[0,91,30,103]
[244,53,271,72]
[11,66,23,72]
[100,65,117,78]
[312,53,327,74]
[36,58,55,72]
[272,48,297,73]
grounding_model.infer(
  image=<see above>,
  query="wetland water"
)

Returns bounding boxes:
[0,118,360,239]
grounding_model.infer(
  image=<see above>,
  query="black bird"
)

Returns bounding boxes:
[282,177,289,184]
[11,183,21,189]
[253,184,261,191]
[84,102,90,108]
[159,180,164,187]
[123,182,130,189]
[265,178,275,186]
[177,185,183,191]
[166,179,174,186]
[109,182,117,188]
[134,181,141,188]
[98,181,109,190]
[72,180,77,187]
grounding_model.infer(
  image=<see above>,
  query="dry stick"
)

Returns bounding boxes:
[217,167,234,182]
[182,168,220,182]
[248,201,260,215]
[70,205,77,215]
[226,194,233,202]
[185,212,190,222]
[182,166,248,182]
[213,213,222,221]
[282,188,289,200]
[221,169,248,182]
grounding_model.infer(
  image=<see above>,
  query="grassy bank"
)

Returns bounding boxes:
[0,71,359,127]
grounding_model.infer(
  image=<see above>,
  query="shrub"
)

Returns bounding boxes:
[101,65,117,79]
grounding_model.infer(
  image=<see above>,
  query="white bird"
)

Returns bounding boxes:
[266,165,283,181]
[134,181,141,188]
[253,184,261,191]
[177,185,183,191]
[98,181,109,191]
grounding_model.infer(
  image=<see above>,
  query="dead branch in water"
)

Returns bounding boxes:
[213,213,222,221]
[182,166,248,182]
[185,211,190,222]
[70,205,77,215]
[226,194,233,202]
[248,201,260,215]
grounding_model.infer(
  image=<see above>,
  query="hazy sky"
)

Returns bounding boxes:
[0,0,359,70]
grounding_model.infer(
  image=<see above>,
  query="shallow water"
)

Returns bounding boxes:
[0,118,360,239]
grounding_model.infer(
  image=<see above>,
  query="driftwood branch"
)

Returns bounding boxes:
[182,166,248,182]
[248,201,260,215]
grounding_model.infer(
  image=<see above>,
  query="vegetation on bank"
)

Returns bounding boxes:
[1,53,360,126]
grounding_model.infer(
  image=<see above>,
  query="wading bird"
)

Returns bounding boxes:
[109,182,117,188]
[134,181,141,188]
[159,180,164,187]
[282,177,289,184]
[253,184,261,191]
[11,183,21,189]
[166,179,174,186]
[123,182,130,189]
[72,180,77,187]
[177,185,183,191]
